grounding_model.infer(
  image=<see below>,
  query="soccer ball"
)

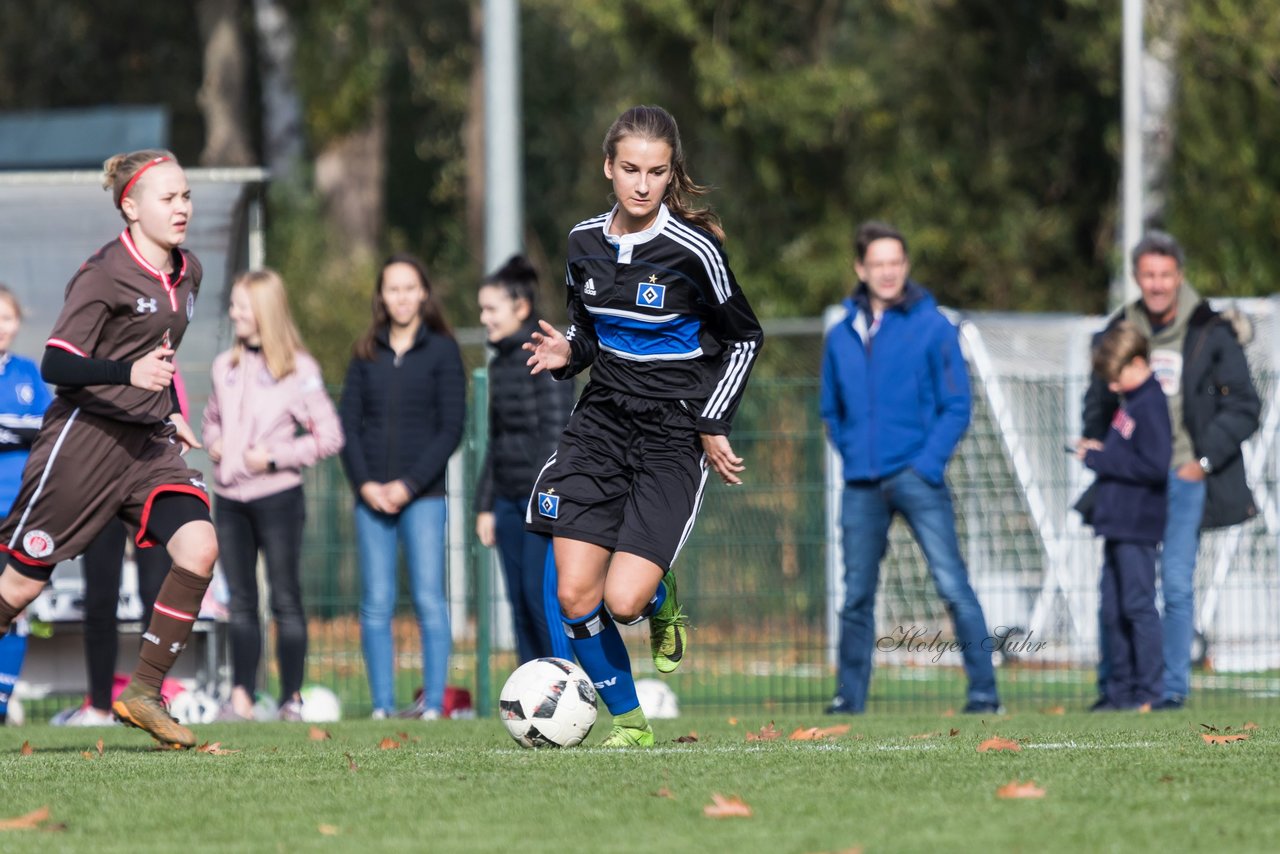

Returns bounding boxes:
[499,657,597,748]
[635,678,680,719]
[299,685,342,722]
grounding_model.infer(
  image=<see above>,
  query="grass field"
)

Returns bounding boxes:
[1,702,1275,853]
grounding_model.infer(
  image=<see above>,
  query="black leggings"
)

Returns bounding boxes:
[81,518,170,711]
[215,486,307,702]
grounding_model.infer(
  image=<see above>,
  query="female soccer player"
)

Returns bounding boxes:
[474,255,575,663]
[0,150,218,749]
[339,254,465,720]
[0,285,52,726]
[203,269,343,722]
[524,105,763,746]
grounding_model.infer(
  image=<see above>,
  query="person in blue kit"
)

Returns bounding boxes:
[524,105,763,747]
[1076,322,1172,710]
[474,255,575,664]
[0,285,52,725]
[821,220,1001,715]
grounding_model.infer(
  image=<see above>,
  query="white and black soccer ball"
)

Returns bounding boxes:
[499,657,597,748]
[635,678,680,719]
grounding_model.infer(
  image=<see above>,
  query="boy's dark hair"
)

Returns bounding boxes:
[854,221,907,263]
[1131,230,1184,270]
[1093,321,1150,382]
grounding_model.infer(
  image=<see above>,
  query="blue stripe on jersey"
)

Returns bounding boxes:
[593,312,703,361]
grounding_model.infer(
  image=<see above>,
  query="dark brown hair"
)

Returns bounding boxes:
[354,253,454,360]
[603,105,724,243]
[1093,321,1150,382]
[854,221,908,263]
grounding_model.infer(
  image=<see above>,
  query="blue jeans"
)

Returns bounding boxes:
[837,469,999,711]
[493,495,557,662]
[1160,472,1206,701]
[1100,540,1163,706]
[356,497,451,714]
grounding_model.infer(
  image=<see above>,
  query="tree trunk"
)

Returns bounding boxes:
[196,0,255,167]
[252,0,305,184]
[1143,0,1180,228]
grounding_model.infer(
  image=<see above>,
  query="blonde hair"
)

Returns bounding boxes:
[102,149,180,217]
[0,284,22,321]
[230,269,306,379]
[1093,321,1150,382]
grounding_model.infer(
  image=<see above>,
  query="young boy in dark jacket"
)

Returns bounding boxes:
[1078,322,1172,709]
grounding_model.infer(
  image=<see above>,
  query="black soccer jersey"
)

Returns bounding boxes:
[556,204,763,436]
[45,230,202,425]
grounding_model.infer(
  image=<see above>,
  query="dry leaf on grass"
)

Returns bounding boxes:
[909,731,940,740]
[996,780,1046,799]
[949,728,961,737]
[1243,722,1259,731]
[81,752,94,761]
[672,733,698,743]
[308,727,332,741]
[95,738,104,757]
[378,737,402,750]
[1202,733,1249,744]
[19,741,32,756]
[941,708,956,718]
[745,722,781,742]
[396,731,420,743]
[0,806,61,831]
[652,787,675,799]
[977,736,1022,753]
[727,717,739,726]
[318,824,340,836]
[344,751,359,772]
[789,724,851,741]
[195,742,241,755]
[703,794,753,819]
[1041,705,1066,716]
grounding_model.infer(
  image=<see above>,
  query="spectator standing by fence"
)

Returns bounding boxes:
[203,269,343,722]
[474,255,575,664]
[339,254,465,720]
[821,220,1002,715]
[1081,231,1260,710]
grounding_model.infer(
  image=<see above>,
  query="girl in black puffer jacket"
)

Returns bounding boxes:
[475,256,575,662]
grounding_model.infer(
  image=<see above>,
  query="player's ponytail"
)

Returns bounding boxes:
[602,105,725,244]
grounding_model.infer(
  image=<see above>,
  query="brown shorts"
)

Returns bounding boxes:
[0,398,210,573]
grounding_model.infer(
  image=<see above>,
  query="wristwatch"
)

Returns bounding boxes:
[1198,456,1213,475]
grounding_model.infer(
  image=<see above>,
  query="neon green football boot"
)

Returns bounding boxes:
[600,707,655,748]
[649,572,688,673]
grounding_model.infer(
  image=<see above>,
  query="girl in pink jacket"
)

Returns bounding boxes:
[202,269,343,721]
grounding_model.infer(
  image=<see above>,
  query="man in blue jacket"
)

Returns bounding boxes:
[821,221,1001,715]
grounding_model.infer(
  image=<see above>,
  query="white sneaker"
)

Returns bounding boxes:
[65,706,117,727]
[371,709,389,720]
[420,708,442,721]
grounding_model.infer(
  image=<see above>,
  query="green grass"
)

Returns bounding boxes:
[1,703,1276,853]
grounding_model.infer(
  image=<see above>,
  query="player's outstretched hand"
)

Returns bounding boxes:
[131,346,176,391]
[524,320,570,375]
[701,433,746,485]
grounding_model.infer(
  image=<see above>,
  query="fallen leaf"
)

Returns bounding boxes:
[1158,775,1176,783]
[652,787,675,799]
[318,824,340,836]
[941,708,956,718]
[996,780,1046,799]
[1202,733,1248,744]
[1243,722,1259,731]
[909,731,940,740]
[308,727,332,741]
[817,724,852,738]
[81,752,94,760]
[344,751,359,771]
[95,738,104,757]
[727,717,739,726]
[977,736,1022,753]
[196,742,241,755]
[672,733,698,743]
[703,793,753,819]
[19,741,32,756]
[1041,705,1066,715]
[378,737,402,750]
[1199,723,1219,732]
[789,723,853,741]
[949,728,961,737]
[745,722,781,742]
[0,806,52,830]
